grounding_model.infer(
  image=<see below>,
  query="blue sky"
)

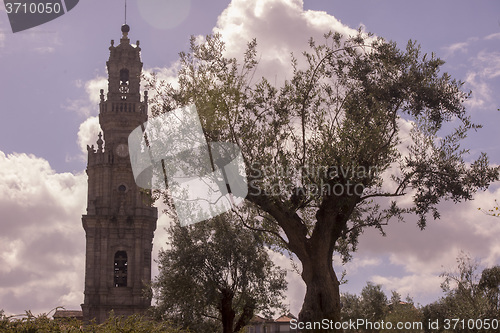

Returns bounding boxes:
[1,0,500,317]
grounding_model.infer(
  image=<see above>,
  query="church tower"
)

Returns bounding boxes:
[81,25,157,323]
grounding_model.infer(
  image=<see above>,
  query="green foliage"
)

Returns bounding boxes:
[341,256,500,333]
[0,310,187,333]
[146,30,499,326]
[382,294,422,333]
[146,30,499,262]
[340,292,363,324]
[151,211,287,333]
[479,266,500,312]
[360,283,388,327]
[421,253,500,332]
[341,283,389,332]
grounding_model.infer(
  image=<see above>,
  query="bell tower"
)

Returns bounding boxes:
[81,25,157,323]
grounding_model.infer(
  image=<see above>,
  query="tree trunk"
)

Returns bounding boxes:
[247,191,356,333]
[220,289,235,333]
[233,298,256,333]
[298,245,342,333]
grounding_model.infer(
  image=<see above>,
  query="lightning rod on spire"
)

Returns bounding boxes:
[124,0,127,24]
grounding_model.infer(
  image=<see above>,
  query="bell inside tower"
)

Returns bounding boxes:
[119,68,130,100]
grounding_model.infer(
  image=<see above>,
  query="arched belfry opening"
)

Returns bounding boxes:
[114,251,128,287]
[119,68,129,85]
[81,24,157,324]
[119,68,130,100]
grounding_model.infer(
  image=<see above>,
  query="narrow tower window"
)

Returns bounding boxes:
[114,251,128,287]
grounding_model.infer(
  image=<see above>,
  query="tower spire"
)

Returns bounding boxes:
[124,0,127,24]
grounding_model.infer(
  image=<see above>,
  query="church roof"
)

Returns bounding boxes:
[275,313,297,322]
[53,310,83,320]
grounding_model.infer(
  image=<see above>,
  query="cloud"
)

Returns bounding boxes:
[464,50,500,110]
[0,151,87,315]
[0,149,171,315]
[475,50,500,79]
[65,76,107,161]
[63,76,107,117]
[371,274,443,303]
[484,32,500,41]
[442,41,469,57]
[442,36,481,58]
[85,77,107,106]
[142,0,500,310]
[342,185,500,304]
[213,0,360,84]
[465,72,492,109]
[441,34,500,111]
[76,116,101,155]
[268,250,305,316]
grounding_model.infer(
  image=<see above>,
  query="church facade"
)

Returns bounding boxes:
[81,25,157,323]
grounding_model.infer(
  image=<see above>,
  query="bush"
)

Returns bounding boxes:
[0,309,190,332]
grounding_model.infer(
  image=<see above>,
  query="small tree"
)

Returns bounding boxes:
[340,282,388,333]
[360,283,388,332]
[152,211,287,333]
[383,293,422,333]
[478,266,500,314]
[440,253,489,320]
[421,301,448,333]
[340,292,363,326]
[431,253,500,332]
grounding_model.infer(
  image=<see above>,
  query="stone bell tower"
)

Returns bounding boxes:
[81,24,157,323]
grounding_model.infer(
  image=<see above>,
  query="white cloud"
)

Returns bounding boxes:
[442,37,479,58]
[3,0,497,317]
[344,185,500,304]
[0,146,174,315]
[442,41,469,57]
[213,0,360,84]
[0,151,87,315]
[85,77,107,105]
[475,50,500,79]
[142,0,500,309]
[465,71,492,109]
[77,116,101,156]
[443,34,500,111]
[63,76,106,117]
[371,273,442,303]
[465,47,500,108]
[484,32,500,41]
[268,250,305,316]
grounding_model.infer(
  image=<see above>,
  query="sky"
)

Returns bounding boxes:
[1,0,500,318]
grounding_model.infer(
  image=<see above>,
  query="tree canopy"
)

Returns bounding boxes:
[146,30,499,331]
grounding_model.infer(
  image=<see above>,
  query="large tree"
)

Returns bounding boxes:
[146,31,499,332]
[151,211,287,333]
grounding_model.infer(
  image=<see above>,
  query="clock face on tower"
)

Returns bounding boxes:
[116,143,129,157]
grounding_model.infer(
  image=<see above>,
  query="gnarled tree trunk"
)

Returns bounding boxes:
[299,247,342,333]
